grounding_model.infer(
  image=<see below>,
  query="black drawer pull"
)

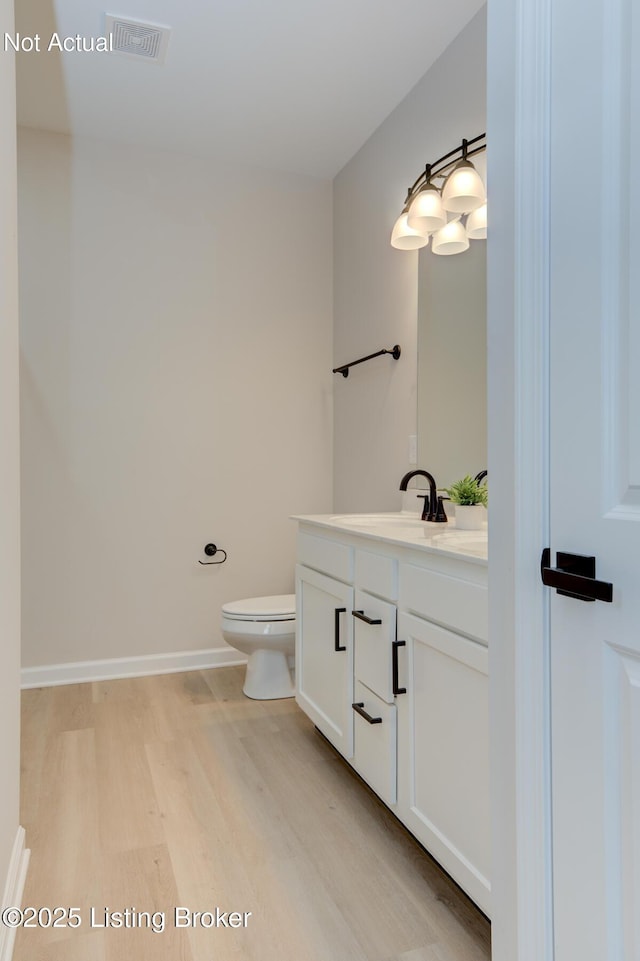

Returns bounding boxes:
[352,610,382,626]
[352,701,382,724]
[392,639,406,695]
[334,607,347,651]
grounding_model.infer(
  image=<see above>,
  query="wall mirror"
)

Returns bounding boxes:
[417,240,487,489]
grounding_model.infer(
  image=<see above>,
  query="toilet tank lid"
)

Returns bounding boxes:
[222,594,296,619]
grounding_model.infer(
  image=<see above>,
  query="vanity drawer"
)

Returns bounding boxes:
[353,590,397,703]
[298,532,353,583]
[352,680,397,807]
[355,549,398,601]
[400,563,488,643]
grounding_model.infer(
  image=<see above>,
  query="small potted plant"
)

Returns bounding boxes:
[444,475,488,530]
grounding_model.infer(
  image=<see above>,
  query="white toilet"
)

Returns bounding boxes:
[221,594,296,700]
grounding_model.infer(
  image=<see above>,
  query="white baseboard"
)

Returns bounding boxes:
[21,647,247,689]
[0,827,30,961]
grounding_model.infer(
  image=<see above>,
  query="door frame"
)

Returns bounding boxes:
[487,0,554,959]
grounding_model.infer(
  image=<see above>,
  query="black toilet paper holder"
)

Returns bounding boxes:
[199,543,228,565]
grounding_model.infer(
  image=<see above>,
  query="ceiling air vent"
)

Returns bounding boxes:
[105,15,171,64]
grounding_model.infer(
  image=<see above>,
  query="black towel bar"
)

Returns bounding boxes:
[333,345,401,378]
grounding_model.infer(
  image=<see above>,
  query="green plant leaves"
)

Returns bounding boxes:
[444,474,488,507]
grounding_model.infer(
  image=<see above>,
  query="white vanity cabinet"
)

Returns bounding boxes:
[294,516,490,916]
[396,558,490,916]
[295,533,354,758]
[350,549,399,806]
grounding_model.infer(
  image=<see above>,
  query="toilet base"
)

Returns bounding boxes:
[243,649,294,700]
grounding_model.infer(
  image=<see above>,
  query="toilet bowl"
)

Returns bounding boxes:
[221,594,295,700]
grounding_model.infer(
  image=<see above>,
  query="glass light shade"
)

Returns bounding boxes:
[406,185,446,233]
[441,160,485,213]
[390,212,429,250]
[466,202,487,239]
[431,219,469,256]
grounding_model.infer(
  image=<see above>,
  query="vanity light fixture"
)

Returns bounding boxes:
[466,201,487,239]
[390,210,429,250]
[431,218,469,256]
[406,176,446,234]
[391,133,486,254]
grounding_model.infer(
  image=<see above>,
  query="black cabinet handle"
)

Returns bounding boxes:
[352,610,382,626]
[352,702,382,724]
[540,548,613,603]
[392,639,406,695]
[334,607,347,651]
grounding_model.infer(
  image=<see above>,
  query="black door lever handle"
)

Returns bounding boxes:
[540,548,613,603]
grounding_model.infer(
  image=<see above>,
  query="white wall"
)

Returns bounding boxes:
[333,7,487,511]
[18,130,333,670]
[0,0,23,902]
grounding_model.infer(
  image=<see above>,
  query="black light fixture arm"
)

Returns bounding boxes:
[402,133,487,207]
[333,344,401,378]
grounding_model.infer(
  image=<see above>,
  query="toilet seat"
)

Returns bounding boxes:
[221,594,295,622]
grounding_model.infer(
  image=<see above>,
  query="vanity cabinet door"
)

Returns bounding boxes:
[295,564,354,759]
[396,612,491,916]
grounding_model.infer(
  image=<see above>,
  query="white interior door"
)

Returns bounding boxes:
[549,0,640,957]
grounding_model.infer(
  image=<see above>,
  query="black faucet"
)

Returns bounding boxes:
[399,469,448,523]
[474,470,488,484]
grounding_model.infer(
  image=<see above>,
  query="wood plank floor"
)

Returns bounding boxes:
[17,666,491,961]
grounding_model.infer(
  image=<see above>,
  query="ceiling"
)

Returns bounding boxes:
[15,0,485,179]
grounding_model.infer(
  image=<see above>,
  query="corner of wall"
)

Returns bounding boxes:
[0,0,24,949]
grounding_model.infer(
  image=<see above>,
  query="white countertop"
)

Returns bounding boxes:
[292,513,488,564]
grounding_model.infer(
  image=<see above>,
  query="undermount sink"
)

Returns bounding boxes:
[431,530,488,541]
[326,515,488,556]
[329,513,426,527]
[430,530,488,553]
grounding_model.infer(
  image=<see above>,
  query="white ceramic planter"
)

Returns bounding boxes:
[453,504,486,530]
